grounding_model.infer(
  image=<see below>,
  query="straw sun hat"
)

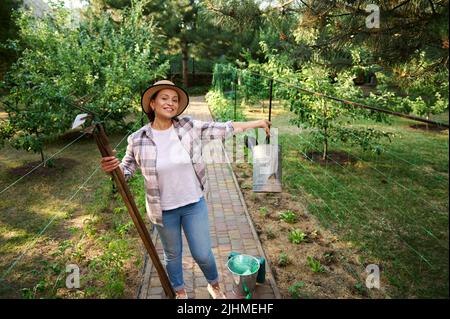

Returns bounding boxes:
[141,80,189,117]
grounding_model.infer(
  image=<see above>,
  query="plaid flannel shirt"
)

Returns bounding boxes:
[119,116,235,226]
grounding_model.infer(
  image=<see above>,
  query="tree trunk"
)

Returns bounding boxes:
[40,149,46,167]
[192,58,195,84]
[322,101,328,160]
[181,43,189,87]
[323,130,328,161]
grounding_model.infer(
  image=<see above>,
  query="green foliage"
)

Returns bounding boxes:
[307,256,325,273]
[354,282,367,295]
[0,0,21,74]
[288,229,306,244]
[265,226,276,240]
[236,62,269,108]
[404,76,449,118]
[205,89,245,122]
[0,1,168,158]
[258,206,268,217]
[279,210,298,223]
[212,63,237,92]
[323,251,336,265]
[239,47,394,158]
[278,252,290,267]
[288,281,305,299]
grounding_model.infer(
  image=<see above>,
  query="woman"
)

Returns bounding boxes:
[100,80,270,299]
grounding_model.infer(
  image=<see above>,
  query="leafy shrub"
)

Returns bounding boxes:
[205,89,245,122]
[1,1,168,160]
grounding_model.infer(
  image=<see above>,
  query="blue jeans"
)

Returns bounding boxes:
[154,197,219,291]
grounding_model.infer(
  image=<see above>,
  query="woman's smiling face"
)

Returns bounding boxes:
[150,88,180,120]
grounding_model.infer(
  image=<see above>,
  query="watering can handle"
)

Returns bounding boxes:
[243,282,252,299]
[265,121,271,145]
[244,135,258,150]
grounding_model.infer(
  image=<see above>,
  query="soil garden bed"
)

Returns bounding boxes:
[231,161,389,299]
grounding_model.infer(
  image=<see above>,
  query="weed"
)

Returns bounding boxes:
[323,251,336,264]
[278,252,290,267]
[116,221,134,237]
[52,240,73,257]
[266,226,276,240]
[241,182,252,190]
[288,229,306,244]
[307,256,325,273]
[288,281,305,299]
[279,210,298,223]
[258,206,269,217]
[354,282,367,295]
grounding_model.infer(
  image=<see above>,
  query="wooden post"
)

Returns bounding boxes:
[93,123,175,299]
[233,73,238,162]
[267,79,273,144]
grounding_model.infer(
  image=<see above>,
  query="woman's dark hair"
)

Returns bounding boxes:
[145,91,159,122]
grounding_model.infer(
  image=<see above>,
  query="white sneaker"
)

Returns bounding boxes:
[207,284,227,299]
[175,289,188,299]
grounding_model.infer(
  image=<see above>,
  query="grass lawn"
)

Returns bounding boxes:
[0,126,148,298]
[242,103,449,298]
[0,92,210,299]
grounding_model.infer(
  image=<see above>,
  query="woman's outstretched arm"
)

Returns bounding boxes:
[232,119,271,136]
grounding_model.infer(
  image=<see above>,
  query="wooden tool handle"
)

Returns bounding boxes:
[93,123,175,299]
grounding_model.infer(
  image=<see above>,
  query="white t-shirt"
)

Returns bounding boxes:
[151,125,203,210]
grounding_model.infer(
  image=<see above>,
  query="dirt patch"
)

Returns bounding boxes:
[409,124,449,134]
[304,151,357,166]
[8,158,79,177]
[232,162,388,299]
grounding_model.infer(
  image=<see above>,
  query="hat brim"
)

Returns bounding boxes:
[141,84,189,117]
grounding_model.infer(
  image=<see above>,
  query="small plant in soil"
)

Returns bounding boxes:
[288,281,306,299]
[240,171,249,178]
[354,282,369,296]
[288,229,306,244]
[258,206,269,217]
[309,229,319,239]
[241,182,252,190]
[307,256,325,273]
[278,252,290,267]
[266,226,276,240]
[279,210,298,223]
[323,251,336,265]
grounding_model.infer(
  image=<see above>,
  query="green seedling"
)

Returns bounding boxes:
[288,229,306,244]
[307,256,325,273]
[258,206,269,217]
[266,226,276,240]
[288,281,305,299]
[278,252,290,267]
[279,210,298,223]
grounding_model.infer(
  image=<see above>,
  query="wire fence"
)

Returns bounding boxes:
[0,110,144,295]
[215,69,449,298]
